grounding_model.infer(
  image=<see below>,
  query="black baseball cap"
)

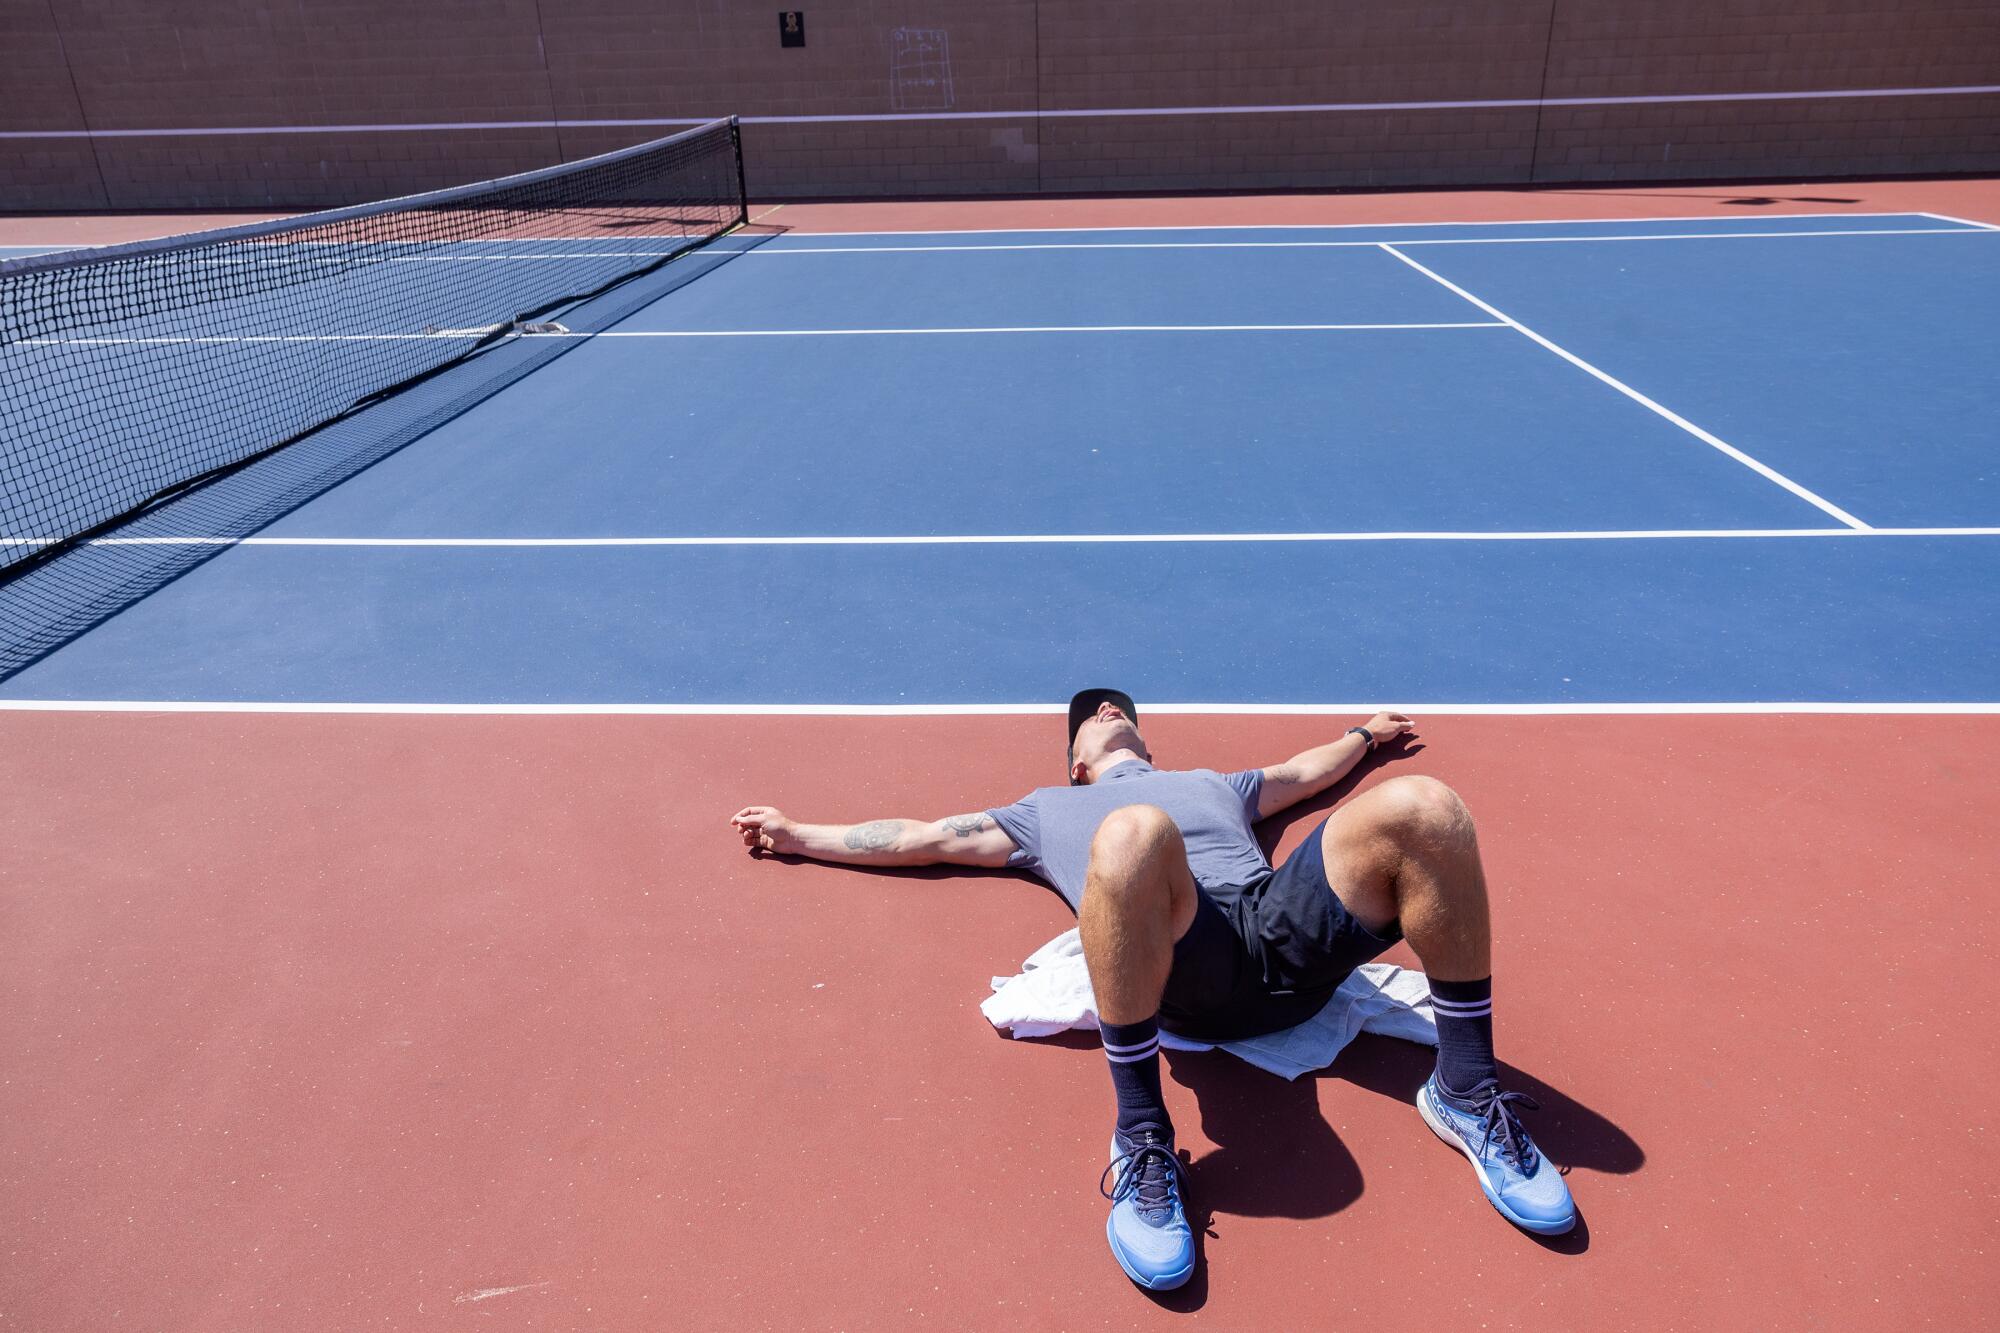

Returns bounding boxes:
[1067,687,1139,784]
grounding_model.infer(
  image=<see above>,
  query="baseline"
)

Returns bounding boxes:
[747,228,1984,254]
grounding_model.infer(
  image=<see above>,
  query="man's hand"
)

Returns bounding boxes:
[732,805,799,855]
[1364,711,1417,747]
[728,806,1019,867]
[1256,712,1418,818]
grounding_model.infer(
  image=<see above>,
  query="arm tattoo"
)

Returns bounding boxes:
[1265,764,1303,785]
[942,814,992,838]
[843,820,904,851]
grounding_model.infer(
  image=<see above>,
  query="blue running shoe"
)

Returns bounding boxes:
[1099,1125,1195,1290]
[1418,1074,1576,1235]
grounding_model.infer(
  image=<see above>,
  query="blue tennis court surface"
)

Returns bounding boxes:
[3,212,1995,704]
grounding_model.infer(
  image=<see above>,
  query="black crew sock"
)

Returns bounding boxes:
[1430,976,1497,1103]
[1099,1016,1170,1137]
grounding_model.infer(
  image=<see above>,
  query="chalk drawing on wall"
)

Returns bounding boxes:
[890,28,955,111]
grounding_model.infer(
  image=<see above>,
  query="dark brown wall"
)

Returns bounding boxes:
[3,0,1996,210]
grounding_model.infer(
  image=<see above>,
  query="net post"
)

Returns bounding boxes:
[731,116,750,226]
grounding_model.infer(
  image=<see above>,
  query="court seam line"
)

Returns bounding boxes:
[1376,243,1873,532]
[1,700,1995,716]
[10,527,1997,550]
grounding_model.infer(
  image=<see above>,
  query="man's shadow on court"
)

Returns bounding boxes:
[1165,1039,1641,1243]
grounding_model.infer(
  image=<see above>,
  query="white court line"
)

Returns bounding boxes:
[9,528,1996,550]
[1377,243,1873,531]
[376,251,700,261]
[748,227,1978,255]
[584,323,1505,336]
[23,333,489,345]
[782,212,1932,237]
[0,699,1994,716]
[19,322,1502,347]
[1915,211,2000,232]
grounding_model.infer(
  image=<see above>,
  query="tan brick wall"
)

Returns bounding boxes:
[0,0,106,209]
[1,0,1995,209]
[1031,1,1552,191]
[543,1,1041,198]
[1533,0,2000,181]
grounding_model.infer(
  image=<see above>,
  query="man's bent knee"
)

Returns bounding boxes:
[1084,805,1186,907]
[1372,775,1473,841]
[1090,803,1180,862]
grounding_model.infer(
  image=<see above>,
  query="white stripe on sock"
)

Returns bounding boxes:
[1104,1041,1161,1063]
[1431,1000,1493,1016]
[1100,1035,1159,1052]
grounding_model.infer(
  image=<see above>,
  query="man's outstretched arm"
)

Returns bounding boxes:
[730,806,1018,868]
[1255,710,1417,819]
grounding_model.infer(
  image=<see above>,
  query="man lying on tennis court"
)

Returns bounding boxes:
[730,689,1573,1290]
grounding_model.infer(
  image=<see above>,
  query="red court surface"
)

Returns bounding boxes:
[5,711,1996,1328]
[5,174,1998,1328]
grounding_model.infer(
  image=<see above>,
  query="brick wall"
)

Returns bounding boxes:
[1535,2,2000,180]
[2,0,1995,209]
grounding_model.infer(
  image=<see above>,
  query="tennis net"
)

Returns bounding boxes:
[0,116,747,583]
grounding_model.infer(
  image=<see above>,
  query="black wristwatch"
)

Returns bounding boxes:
[1347,725,1376,750]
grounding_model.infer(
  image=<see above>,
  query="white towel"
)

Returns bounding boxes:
[983,928,1437,1081]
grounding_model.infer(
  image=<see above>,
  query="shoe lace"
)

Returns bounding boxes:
[1462,1081,1543,1173]
[1099,1132,1183,1224]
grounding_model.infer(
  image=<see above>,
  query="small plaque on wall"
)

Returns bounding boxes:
[779,11,804,47]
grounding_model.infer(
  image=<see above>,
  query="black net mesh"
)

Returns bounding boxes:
[0,117,746,583]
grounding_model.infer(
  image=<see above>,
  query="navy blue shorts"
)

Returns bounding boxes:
[1157,816,1401,1043]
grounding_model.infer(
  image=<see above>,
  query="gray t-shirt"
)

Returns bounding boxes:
[986,759,1268,912]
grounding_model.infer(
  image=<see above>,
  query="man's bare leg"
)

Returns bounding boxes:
[1316,773,1496,1095]
[1314,774,1490,984]
[1079,803,1199,1025]
[1316,774,1575,1233]
[1077,803,1199,1289]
